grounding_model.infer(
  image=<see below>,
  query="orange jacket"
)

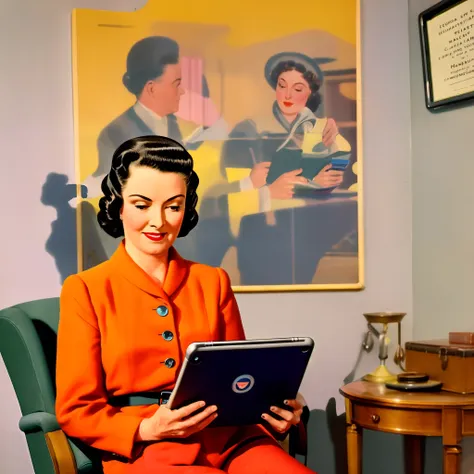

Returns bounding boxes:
[55,240,245,460]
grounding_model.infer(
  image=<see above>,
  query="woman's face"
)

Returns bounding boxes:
[120,165,187,259]
[275,69,311,116]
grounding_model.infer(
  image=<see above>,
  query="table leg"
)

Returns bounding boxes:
[346,423,362,474]
[442,408,462,474]
[443,446,461,474]
[404,435,424,474]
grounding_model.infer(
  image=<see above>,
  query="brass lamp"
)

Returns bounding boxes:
[361,312,406,383]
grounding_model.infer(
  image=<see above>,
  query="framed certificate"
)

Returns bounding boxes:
[419,0,474,109]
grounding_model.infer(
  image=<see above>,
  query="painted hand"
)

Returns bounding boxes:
[268,168,308,199]
[313,164,344,188]
[249,161,271,188]
[322,117,339,147]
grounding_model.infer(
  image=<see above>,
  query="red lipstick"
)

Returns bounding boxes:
[143,232,167,242]
[283,101,293,107]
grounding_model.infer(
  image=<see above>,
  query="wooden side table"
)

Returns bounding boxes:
[340,381,474,474]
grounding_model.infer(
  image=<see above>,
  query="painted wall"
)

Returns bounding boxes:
[410,0,474,472]
[0,1,413,473]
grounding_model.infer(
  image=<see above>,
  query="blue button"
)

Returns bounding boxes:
[156,305,168,317]
[162,331,174,342]
[164,358,176,368]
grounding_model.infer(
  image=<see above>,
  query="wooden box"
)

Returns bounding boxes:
[405,339,474,394]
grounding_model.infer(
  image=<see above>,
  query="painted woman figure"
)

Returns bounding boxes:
[206,52,356,285]
[55,135,316,473]
[222,52,351,205]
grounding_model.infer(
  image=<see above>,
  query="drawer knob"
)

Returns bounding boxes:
[371,414,380,424]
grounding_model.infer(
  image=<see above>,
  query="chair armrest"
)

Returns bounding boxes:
[19,413,78,473]
[19,412,103,473]
[19,412,60,434]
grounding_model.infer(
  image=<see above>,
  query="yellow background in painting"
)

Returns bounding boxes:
[73,0,356,181]
[72,0,361,289]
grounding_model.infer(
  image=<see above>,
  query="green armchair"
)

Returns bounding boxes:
[0,297,308,474]
[0,298,102,474]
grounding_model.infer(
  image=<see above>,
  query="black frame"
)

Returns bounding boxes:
[419,0,474,110]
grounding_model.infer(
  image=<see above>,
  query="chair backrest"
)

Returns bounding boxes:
[0,297,60,416]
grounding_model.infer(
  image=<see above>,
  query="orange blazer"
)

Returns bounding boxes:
[55,240,245,460]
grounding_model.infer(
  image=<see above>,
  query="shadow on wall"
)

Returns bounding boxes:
[306,396,443,474]
[305,347,404,474]
[41,173,107,283]
[307,398,406,474]
[306,398,348,474]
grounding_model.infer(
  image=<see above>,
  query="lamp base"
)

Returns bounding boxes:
[363,365,397,383]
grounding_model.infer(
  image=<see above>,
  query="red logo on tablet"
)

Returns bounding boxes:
[232,374,255,394]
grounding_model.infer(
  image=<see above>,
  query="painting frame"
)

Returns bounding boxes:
[72,0,364,293]
[419,0,474,110]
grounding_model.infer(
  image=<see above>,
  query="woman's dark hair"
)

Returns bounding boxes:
[270,60,321,113]
[97,135,199,239]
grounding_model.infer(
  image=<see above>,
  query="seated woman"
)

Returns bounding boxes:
[55,135,316,474]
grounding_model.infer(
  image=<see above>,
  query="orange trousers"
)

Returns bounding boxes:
[103,426,316,474]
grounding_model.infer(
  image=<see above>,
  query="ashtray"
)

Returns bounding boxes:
[397,372,429,384]
[385,372,443,392]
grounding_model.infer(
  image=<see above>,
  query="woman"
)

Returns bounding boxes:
[223,53,351,200]
[265,53,336,154]
[55,135,315,473]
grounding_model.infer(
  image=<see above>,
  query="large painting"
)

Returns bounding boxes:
[72,0,363,292]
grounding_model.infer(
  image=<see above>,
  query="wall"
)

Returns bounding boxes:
[0,2,148,473]
[410,0,474,472]
[0,1,412,473]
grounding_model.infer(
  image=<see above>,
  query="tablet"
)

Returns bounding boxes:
[167,337,314,427]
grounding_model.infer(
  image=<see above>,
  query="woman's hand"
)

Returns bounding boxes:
[137,401,218,442]
[322,118,339,147]
[261,398,304,435]
[249,161,271,188]
[313,164,344,188]
[268,168,308,199]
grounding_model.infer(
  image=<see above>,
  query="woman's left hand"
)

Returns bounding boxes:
[261,399,304,434]
[313,164,344,188]
[322,118,339,147]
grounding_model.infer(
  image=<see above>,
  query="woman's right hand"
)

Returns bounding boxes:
[268,168,307,199]
[137,401,218,442]
[249,161,271,188]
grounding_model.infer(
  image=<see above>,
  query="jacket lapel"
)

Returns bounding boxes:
[163,247,188,296]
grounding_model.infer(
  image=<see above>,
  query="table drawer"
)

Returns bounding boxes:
[352,404,442,436]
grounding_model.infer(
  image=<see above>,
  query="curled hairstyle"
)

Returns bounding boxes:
[98,136,199,239]
[271,60,322,113]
